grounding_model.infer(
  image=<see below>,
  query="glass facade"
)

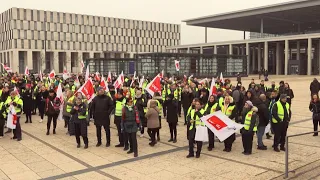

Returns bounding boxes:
[85,53,247,77]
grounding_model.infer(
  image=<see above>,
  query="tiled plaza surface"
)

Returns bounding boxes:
[0,75,320,180]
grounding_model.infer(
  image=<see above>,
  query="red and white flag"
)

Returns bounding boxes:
[174,60,180,71]
[145,74,161,97]
[62,69,71,80]
[220,72,225,84]
[209,77,217,96]
[130,71,137,87]
[107,71,112,83]
[1,63,12,73]
[6,105,17,129]
[94,72,101,82]
[113,71,124,89]
[74,76,80,87]
[56,83,64,120]
[77,78,95,103]
[199,78,208,85]
[85,65,90,81]
[159,70,164,78]
[25,66,30,76]
[201,111,244,141]
[39,70,43,82]
[49,70,55,79]
[13,87,20,98]
[100,75,109,92]
[80,61,85,72]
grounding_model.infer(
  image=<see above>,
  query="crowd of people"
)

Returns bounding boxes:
[0,72,301,158]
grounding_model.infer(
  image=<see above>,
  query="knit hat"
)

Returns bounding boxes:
[245,100,253,107]
[279,94,287,100]
[96,86,103,92]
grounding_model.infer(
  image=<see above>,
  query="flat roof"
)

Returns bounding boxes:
[183,0,320,34]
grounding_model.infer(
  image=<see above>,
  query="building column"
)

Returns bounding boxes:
[78,53,83,73]
[264,42,268,71]
[187,47,190,53]
[308,38,312,75]
[284,40,289,75]
[246,43,250,75]
[252,46,256,72]
[297,41,300,61]
[66,51,72,73]
[318,40,320,75]
[229,44,233,55]
[275,42,280,75]
[53,51,59,73]
[257,44,261,71]
[11,50,18,73]
[27,50,33,71]
[40,51,46,72]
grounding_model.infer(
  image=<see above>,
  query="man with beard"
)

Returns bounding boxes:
[91,87,114,147]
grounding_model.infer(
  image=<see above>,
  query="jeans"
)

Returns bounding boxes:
[257,126,266,147]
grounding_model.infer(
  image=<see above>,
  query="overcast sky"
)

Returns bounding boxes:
[2,0,291,45]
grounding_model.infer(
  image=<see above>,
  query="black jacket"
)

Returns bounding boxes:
[309,100,320,119]
[91,94,114,126]
[310,79,320,94]
[164,99,178,123]
[181,91,194,110]
[255,99,269,127]
[22,89,33,111]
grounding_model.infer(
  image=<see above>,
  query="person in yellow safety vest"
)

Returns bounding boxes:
[205,95,218,151]
[153,92,163,142]
[114,90,128,149]
[186,98,197,139]
[272,94,291,152]
[186,99,205,158]
[5,91,23,141]
[217,96,237,152]
[177,84,182,117]
[241,101,259,155]
[68,80,77,92]
[161,84,167,117]
[0,101,7,138]
[130,86,136,101]
[63,90,74,135]
[70,97,89,149]
[0,86,3,98]
[134,90,147,137]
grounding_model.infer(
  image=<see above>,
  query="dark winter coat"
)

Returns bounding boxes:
[91,94,114,126]
[70,102,88,136]
[283,88,294,105]
[22,89,33,111]
[255,99,269,127]
[45,95,61,116]
[181,91,194,110]
[164,99,178,123]
[310,79,320,95]
[309,100,320,120]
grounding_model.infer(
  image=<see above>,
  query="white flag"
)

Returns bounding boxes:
[24,66,30,76]
[145,74,161,97]
[85,64,90,81]
[208,77,217,98]
[56,83,64,120]
[220,72,225,84]
[107,71,112,82]
[201,111,244,142]
[113,71,124,89]
[130,71,137,87]
[139,76,145,88]
[39,70,43,82]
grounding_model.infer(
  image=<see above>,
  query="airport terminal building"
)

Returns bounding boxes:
[167,0,320,75]
[0,8,181,73]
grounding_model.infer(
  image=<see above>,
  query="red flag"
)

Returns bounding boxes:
[77,79,95,103]
[107,71,112,82]
[113,71,124,89]
[25,66,30,76]
[95,72,101,82]
[174,60,180,71]
[49,70,55,79]
[100,75,109,92]
[209,77,217,96]
[39,70,43,82]
[145,74,161,96]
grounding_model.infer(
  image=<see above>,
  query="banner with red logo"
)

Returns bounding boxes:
[107,71,112,83]
[1,63,12,73]
[209,77,217,97]
[201,111,244,141]
[113,71,124,89]
[49,70,55,79]
[145,74,161,97]
[77,78,95,103]
[25,66,30,76]
[100,75,109,92]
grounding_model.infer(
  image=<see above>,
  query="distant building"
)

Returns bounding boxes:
[0,7,181,73]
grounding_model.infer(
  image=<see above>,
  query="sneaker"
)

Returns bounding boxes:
[186,154,194,158]
[96,142,102,147]
[39,119,43,123]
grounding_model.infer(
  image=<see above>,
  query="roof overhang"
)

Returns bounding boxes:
[183,0,320,34]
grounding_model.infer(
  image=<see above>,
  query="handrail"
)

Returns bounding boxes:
[285,130,320,178]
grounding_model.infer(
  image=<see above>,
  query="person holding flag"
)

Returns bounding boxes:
[205,95,218,151]
[45,89,61,135]
[216,96,237,152]
[186,99,205,158]
[5,91,23,141]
